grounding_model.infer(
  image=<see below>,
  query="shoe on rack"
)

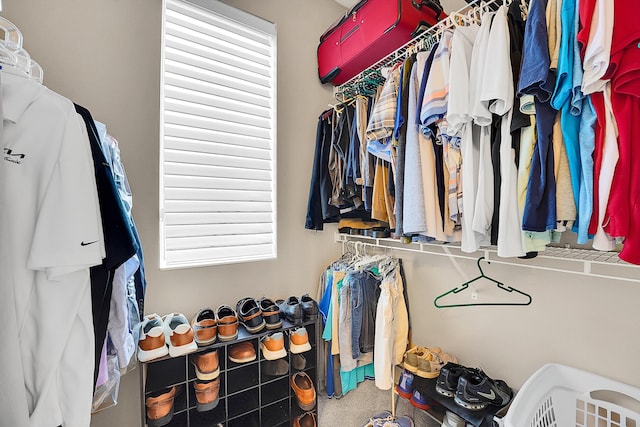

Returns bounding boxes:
[216,305,239,341]
[191,349,220,381]
[145,386,176,427]
[263,358,289,376]
[237,297,266,334]
[259,297,283,330]
[260,331,287,360]
[417,349,457,379]
[277,296,304,325]
[363,411,393,427]
[137,313,169,362]
[228,341,256,364]
[291,371,316,411]
[293,411,317,427]
[162,313,197,357]
[193,377,220,412]
[396,369,414,399]
[191,307,217,346]
[402,346,428,373]
[454,370,512,411]
[409,389,431,411]
[436,362,479,398]
[300,294,319,321]
[289,326,312,354]
[292,353,306,370]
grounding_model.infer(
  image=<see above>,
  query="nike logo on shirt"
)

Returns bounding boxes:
[81,240,98,246]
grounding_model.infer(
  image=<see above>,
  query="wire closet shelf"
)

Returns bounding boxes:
[335,233,640,284]
[334,0,508,100]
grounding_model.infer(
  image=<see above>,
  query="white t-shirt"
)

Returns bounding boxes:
[582,0,613,94]
[470,11,495,240]
[0,72,103,427]
[593,83,618,251]
[447,23,486,252]
[481,6,525,258]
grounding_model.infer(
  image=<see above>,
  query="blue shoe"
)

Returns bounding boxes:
[395,369,414,399]
[409,389,431,411]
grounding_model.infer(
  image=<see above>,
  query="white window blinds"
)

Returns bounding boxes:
[160,0,277,269]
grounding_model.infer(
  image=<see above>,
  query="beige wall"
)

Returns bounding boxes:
[3,0,640,426]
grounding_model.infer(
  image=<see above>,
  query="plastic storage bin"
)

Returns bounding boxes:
[500,363,640,427]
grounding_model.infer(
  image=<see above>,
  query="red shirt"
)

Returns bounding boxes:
[576,0,596,59]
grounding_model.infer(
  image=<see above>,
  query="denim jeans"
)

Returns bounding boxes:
[338,284,357,371]
[349,270,381,358]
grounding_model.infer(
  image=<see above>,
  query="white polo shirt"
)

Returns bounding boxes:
[0,72,103,427]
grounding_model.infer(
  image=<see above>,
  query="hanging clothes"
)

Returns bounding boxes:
[316,0,640,265]
[317,247,409,395]
[1,72,104,427]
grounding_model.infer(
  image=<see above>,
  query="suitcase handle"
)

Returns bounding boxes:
[411,0,444,20]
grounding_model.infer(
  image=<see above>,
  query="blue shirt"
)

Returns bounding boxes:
[518,0,558,231]
[551,0,581,213]
[576,96,596,243]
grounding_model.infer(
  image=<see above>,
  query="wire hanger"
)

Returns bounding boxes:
[433,257,532,308]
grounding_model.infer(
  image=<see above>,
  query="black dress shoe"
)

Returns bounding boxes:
[236,297,266,334]
[300,294,319,321]
[277,297,303,325]
[259,297,282,330]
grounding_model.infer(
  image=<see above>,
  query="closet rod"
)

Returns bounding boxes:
[335,0,504,98]
[335,233,640,284]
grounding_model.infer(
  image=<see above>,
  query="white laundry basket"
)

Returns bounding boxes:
[501,363,640,427]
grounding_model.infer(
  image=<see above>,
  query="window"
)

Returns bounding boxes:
[160,0,277,269]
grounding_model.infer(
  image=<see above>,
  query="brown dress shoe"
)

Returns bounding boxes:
[192,349,220,380]
[145,386,176,427]
[290,372,316,411]
[228,341,256,363]
[193,377,220,412]
[293,411,317,427]
[191,308,218,346]
[217,305,239,341]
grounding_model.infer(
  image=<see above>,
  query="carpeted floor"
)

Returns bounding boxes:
[317,378,441,427]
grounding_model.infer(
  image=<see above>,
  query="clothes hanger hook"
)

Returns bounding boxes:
[476,256,487,277]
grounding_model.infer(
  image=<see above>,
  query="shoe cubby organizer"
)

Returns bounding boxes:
[140,319,319,427]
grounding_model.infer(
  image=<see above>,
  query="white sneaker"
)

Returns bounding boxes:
[162,313,198,357]
[137,313,169,362]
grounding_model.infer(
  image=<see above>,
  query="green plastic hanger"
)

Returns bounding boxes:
[433,257,532,308]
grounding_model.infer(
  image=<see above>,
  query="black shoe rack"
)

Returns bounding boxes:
[395,376,508,427]
[140,319,319,427]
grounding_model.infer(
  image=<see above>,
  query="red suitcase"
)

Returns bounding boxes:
[318,0,446,85]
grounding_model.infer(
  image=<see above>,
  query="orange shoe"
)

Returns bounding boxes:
[193,377,220,412]
[228,341,256,364]
[260,332,287,360]
[191,308,217,346]
[137,313,169,362]
[291,372,316,411]
[216,305,239,341]
[162,313,197,357]
[192,349,220,380]
[145,386,176,427]
[289,327,312,354]
[293,411,317,427]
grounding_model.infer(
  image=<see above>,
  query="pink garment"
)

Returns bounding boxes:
[96,338,109,388]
